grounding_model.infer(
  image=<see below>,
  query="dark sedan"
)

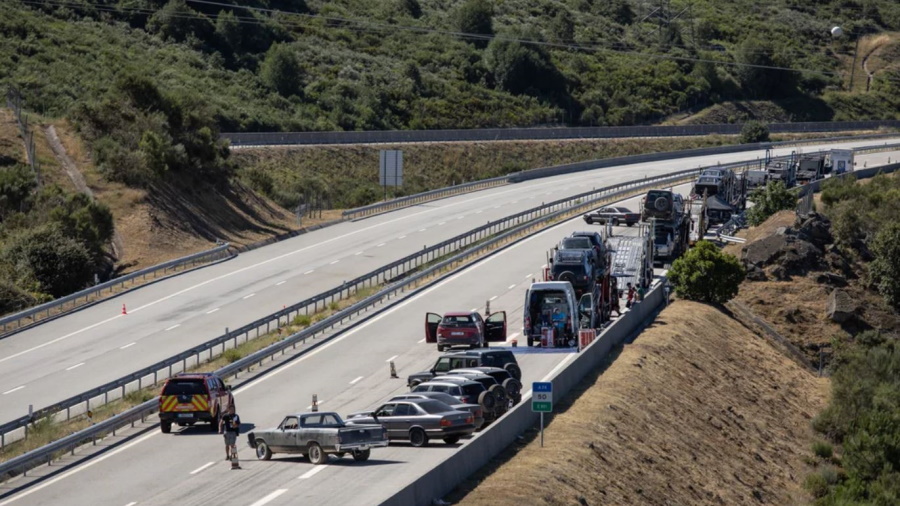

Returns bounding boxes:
[389,392,485,430]
[583,206,640,226]
[346,398,475,447]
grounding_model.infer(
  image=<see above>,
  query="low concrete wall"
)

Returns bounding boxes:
[382,283,666,506]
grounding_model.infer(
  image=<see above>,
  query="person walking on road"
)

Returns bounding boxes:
[626,283,636,309]
[220,405,241,461]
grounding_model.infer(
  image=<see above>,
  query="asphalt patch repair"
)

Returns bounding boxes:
[448,300,828,505]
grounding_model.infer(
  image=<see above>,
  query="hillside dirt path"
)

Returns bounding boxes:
[45,124,126,259]
[450,301,828,505]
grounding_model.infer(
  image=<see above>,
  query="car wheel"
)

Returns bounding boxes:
[256,440,272,461]
[489,385,508,414]
[409,428,429,448]
[502,378,522,403]
[527,336,533,347]
[160,421,172,434]
[584,216,593,224]
[352,449,371,462]
[482,338,489,348]
[504,363,522,381]
[627,222,635,227]
[612,218,619,226]
[478,390,496,412]
[443,435,460,445]
[308,442,328,465]
[436,344,443,352]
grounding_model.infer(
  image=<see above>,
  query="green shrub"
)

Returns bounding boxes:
[869,222,900,308]
[328,301,340,311]
[292,314,312,327]
[456,0,493,46]
[746,181,795,226]
[124,389,155,404]
[804,472,829,498]
[666,241,744,304]
[813,440,834,460]
[260,43,303,97]
[739,120,771,144]
[223,349,243,363]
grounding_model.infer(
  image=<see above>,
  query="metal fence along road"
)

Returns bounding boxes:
[2,144,899,481]
[340,133,900,220]
[223,121,900,146]
[0,244,233,338]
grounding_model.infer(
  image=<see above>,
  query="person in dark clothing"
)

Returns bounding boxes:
[220,405,240,461]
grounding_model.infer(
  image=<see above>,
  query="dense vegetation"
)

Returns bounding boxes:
[747,180,797,225]
[810,331,900,503]
[667,240,744,304]
[0,163,114,313]
[821,173,900,309]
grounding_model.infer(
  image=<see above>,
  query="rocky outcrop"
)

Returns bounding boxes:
[826,289,856,323]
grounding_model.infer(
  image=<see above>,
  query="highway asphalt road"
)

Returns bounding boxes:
[0,140,896,429]
[0,182,681,506]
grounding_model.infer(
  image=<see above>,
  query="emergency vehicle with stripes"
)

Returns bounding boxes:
[158,373,234,433]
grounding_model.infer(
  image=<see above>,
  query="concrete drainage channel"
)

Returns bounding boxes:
[0,168,701,488]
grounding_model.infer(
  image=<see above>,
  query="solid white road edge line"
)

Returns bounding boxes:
[189,462,215,475]
[66,363,85,371]
[248,489,288,506]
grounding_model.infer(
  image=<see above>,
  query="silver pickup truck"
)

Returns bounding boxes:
[247,412,388,465]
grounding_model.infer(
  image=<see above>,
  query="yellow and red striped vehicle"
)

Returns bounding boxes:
[158,373,234,434]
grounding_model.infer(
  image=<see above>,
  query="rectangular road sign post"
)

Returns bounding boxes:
[532,382,552,447]
[379,150,404,201]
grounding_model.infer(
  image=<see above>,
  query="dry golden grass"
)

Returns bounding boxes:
[451,301,828,506]
[723,210,796,258]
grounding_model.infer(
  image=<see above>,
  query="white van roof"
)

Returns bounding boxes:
[528,281,576,293]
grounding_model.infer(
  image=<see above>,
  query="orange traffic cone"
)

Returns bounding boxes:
[122,304,127,315]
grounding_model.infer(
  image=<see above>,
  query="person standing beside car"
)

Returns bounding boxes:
[220,405,241,461]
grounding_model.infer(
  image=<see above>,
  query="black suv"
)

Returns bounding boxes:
[407,350,521,387]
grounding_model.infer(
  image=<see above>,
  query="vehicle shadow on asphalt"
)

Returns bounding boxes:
[171,422,257,436]
[262,456,406,467]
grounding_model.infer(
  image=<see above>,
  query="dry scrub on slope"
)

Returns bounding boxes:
[452,301,827,506]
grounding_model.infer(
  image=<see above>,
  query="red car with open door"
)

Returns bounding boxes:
[425,311,507,352]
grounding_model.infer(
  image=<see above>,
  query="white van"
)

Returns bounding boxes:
[524,281,592,347]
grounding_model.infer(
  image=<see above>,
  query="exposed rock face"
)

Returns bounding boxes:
[742,234,823,280]
[826,289,855,323]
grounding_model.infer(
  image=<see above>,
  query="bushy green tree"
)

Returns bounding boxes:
[666,241,744,304]
[0,164,36,221]
[147,0,212,43]
[870,222,900,308]
[746,181,795,226]
[740,120,770,143]
[261,43,302,97]
[486,32,566,99]
[456,0,493,46]
[397,0,422,18]
[2,225,94,298]
[735,39,797,99]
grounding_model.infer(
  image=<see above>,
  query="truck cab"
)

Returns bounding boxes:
[524,281,580,347]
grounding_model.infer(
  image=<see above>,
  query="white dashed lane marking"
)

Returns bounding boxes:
[189,462,214,475]
[508,284,516,290]
[304,270,315,275]
[385,355,398,362]
[299,467,327,480]
[349,376,364,385]
[249,490,288,506]
[120,342,136,350]
[66,362,85,371]
[207,308,220,314]
[2,386,24,395]
[165,324,180,331]
[276,281,287,286]
[243,294,255,300]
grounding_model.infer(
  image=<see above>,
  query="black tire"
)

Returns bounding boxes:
[627,222,635,227]
[527,336,533,347]
[584,216,593,224]
[255,440,272,461]
[611,217,619,226]
[308,442,328,465]
[504,363,522,381]
[160,421,172,434]
[482,338,489,348]
[443,435,460,445]
[654,196,670,211]
[352,449,371,462]
[436,344,443,352]
[478,390,496,412]
[489,385,508,414]
[409,428,428,447]
[502,378,522,404]
[558,271,575,285]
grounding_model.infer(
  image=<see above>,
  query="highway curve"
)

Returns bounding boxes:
[0,140,895,433]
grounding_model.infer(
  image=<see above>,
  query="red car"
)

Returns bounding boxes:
[425,311,507,352]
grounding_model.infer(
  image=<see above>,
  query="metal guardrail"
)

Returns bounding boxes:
[342,175,509,220]
[0,163,706,483]
[341,134,900,219]
[4,147,900,480]
[0,243,233,337]
[223,121,900,146]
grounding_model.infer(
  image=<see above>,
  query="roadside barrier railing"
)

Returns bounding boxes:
[0,244,233,337]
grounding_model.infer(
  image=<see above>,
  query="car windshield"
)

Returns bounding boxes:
[418,400,455,414]
[425,392,462,405]
[162,380,205,395]
[440,315,476,327]
[561,237,591,250]
[615,207,631,213]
